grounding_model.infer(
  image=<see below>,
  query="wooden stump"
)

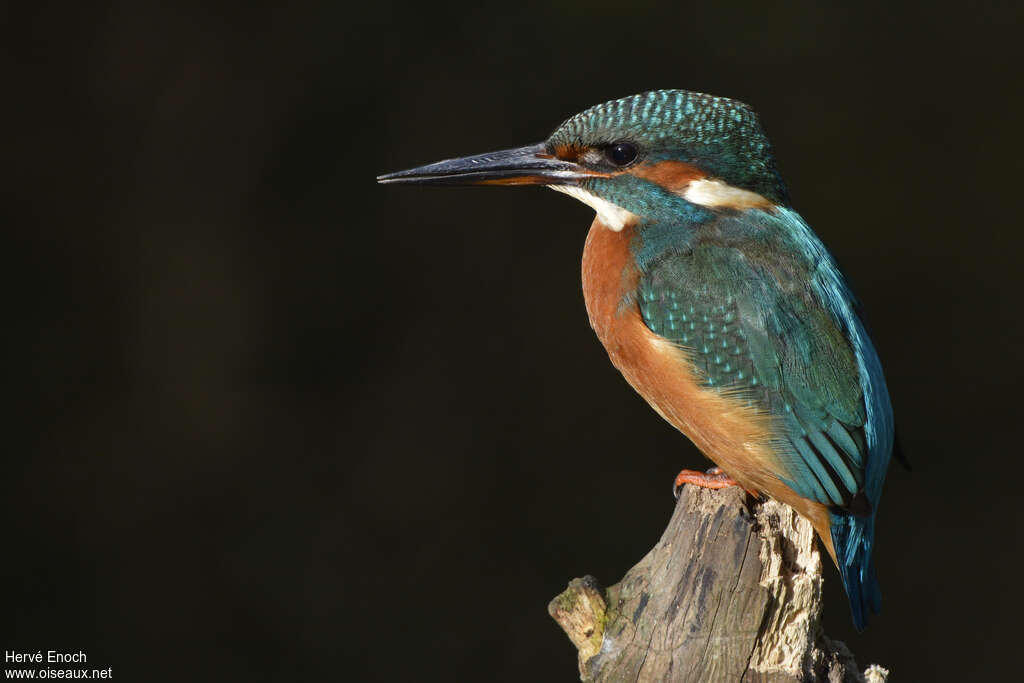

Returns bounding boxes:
[548,486,889,682]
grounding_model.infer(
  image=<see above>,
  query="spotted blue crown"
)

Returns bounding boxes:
[547,90,790,205]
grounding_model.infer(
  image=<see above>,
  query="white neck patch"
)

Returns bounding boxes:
[547,185,637,232]
[681,178,774,210]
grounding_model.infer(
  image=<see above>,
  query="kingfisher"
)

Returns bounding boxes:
[378,90,896,630]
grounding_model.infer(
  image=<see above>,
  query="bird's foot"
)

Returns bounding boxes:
[673,467,741,499]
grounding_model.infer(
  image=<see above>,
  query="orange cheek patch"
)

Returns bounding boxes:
[630,160,706,192]
[553,144,584,162]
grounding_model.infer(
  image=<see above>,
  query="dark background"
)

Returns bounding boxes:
[7,1,1023,680]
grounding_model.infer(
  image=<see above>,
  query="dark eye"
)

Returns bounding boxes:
[605,141,638,166]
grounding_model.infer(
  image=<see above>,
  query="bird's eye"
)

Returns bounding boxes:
[605,141,638,166]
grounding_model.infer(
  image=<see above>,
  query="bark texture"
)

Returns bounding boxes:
[548,486,888,682]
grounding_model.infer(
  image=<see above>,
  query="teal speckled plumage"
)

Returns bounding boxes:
[637,207,871,509]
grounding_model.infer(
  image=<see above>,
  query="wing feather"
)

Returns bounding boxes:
[639,238,869,511]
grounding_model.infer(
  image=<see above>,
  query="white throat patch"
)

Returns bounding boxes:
[547,185,637,232]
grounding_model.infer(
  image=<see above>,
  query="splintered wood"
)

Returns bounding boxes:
[548,486,888,682]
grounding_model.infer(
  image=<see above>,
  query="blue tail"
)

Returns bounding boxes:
[829,510,881,631]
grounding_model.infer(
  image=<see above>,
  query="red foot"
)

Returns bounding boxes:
[673,466,738,496]
[673,466,759,500]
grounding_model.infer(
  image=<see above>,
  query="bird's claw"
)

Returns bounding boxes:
[673,466,742,499]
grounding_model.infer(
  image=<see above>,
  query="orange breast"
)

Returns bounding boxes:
[580,218,836,560]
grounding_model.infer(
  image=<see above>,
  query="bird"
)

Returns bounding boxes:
[377,89,895,630]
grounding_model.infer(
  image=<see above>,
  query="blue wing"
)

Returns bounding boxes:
[638,207,894,629]
[777,208,895,630]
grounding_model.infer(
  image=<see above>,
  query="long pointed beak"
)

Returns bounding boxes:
[376,143,592,187]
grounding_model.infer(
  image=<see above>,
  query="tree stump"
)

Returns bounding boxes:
[548,486,889,682]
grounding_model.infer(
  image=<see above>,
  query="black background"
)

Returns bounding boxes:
[7,1,1023,680]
